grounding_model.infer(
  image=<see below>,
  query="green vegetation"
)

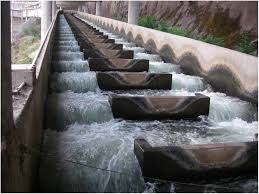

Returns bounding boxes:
[138,15,257,55]
[138,15,157,29]
[167,27,193,38]
[11,18,41,64]
[236,32,257,54]
[199,36,225,47]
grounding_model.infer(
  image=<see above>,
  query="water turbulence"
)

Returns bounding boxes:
[39,14,258,193]
[52,60,89,72]
[50,72,98,92]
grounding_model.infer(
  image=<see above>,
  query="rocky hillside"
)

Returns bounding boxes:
[83,1,258,55]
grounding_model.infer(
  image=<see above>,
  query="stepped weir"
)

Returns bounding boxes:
[2,2,257,191]
[37,13,257,192]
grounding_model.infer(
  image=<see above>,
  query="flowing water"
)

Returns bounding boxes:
[39,14,258,192]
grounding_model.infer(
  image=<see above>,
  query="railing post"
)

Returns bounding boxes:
[96,1,103,16]
[128,0,140,25]
[52,1,57,21]
[41,0,52,42]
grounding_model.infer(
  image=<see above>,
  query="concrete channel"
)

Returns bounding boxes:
[36,12,258,192]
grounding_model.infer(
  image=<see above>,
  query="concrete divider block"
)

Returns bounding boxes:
[87,37,115,44]
[134,138,258,181]
[109,93,210,120]
[99,48,134,59]
[94,43,123,50]
[88,58,149,71]
[84,49,103,59]
[84,49,133,59]
[81,30,103,36]
[97,72,172,90]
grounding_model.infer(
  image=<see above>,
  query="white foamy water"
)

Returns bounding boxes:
[46,91,113,129]
[134,52,163,62]
[123,46,146,54]
[56,40,78,46]
[53,51,84,61]
[171,72,208,92]
[203,91,258,122]
[149,61,181,73]
[54,45,81,52]
[50,72,98,93]
[52,60,89,72]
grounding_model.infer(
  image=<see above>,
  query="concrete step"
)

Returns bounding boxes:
[88,58,149,72]
[53,52,84,61]
[134,138,258,181]
[56,40,78,46]
[56,37,76,41]
[97,72,171,90]
[53,45,80,52]
[109,93,210,120]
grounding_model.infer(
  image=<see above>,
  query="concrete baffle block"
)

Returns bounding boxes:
[109,93,210,120]
[134,138,258,181]
[97,72,172,90]
[88,58,149,72]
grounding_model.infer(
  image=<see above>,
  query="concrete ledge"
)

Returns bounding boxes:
[75,12,258,103]
[88,58,149,72]
[97,72,171,90]
[11,64,35,89]
[109,93,210,120]
[134,138,258,181]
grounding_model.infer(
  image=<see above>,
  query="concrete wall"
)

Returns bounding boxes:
[2,10,60,192]
[11,64,35,89]
[76,11,258,103]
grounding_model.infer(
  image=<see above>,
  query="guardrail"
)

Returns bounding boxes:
[74,11,258,103]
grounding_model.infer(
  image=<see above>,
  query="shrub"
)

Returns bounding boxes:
[200,36,225,47]
[138,15,157,29]
[167,27,193,38]
[156,21,170,32]
[236,32,257,54]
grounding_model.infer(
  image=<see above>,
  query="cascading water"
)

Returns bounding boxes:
[39,14,258,193]
[50,72,98,92]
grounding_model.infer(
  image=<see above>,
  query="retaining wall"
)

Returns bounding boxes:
[76,11,258,104]
[2,11,60,192]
